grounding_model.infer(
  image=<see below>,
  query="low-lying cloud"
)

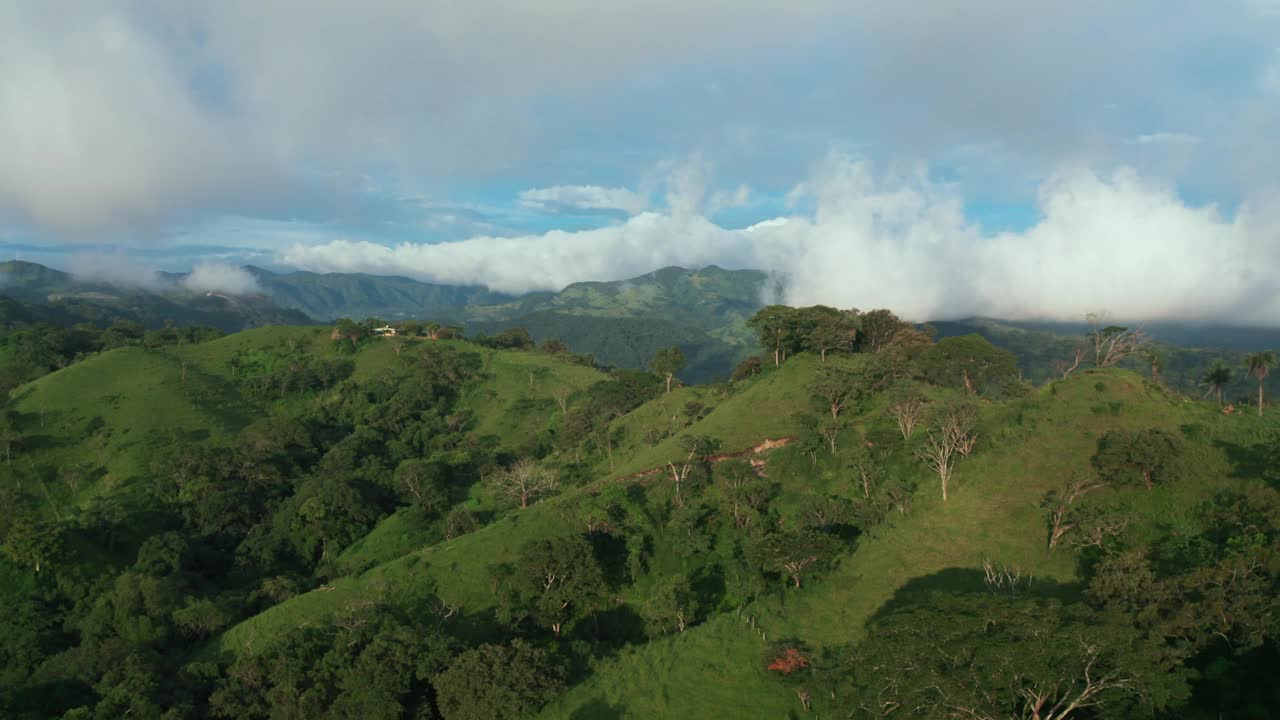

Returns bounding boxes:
[280,155,1280,325]
[181,262,261,295]
[68,252,163,289]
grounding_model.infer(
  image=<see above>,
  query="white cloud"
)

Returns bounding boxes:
[181,262,261,295]
[279,154,1280,324]
[3,2,1278,236]
[517,185,649,215]
[67,252,163,289]
[1132,133,1202,145]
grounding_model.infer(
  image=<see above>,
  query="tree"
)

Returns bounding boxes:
[0,410,21,465]
[799,306,854,361]
[818,417,844,454]
[914,405,978,501]
[1245,351,1275,416]
[886,390,927,440]
[823,594,1185,720]
[490,327,534,350]
[858,308,910,353]
[917,334,1020,397]
[1,516,63,572]
[393,459,449,518]
[434,640,566,720]
[731,355,764,382]
[643,576,701,634]
[811,366,859,421]
[540,338,570,354]
[716,459,776,529]
[490,458,559,509]
[1040,473,1105,550]
[1201,360,1232,405]
[502,535,607,635]
[749,305,798,366]
[765,643,817,712]
[666,435,719,507]
[1092,428,1180,490]
[331,318,366,351]
[1086,313,1150,367]
[750,528,841,588]
[649,346,687,393]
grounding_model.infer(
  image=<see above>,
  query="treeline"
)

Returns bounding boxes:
[0,341,517,718]
[0,319,224,394]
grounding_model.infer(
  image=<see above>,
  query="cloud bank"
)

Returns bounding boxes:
[181,262,261,295]
[280,155,1280,324]
[3,2,1277,235]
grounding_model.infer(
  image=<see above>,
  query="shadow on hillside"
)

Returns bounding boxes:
[869,568,1084,624]
[569,698,627,720]
[1214,438,1275,483]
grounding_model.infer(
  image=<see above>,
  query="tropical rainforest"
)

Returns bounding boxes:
[3,271,1280,719]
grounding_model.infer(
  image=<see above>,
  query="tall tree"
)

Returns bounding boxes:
[1201,361,1232,405]
[649,346,687,393]
[1245,351,1276,416]
[434,640,566,720]
[811,366,860,421]
[667,435,720,507]
[857,308,910,354]
[798,306,854,362]
[1086,313,1150,367]
[821,594,1186,719]
[1092,428,1180,490]
[503,535,607,635]
[750,528,841,588]
[749,305,798,367]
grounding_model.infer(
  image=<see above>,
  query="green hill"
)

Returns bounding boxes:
[246,266,513,322]
[4,303,1280,719]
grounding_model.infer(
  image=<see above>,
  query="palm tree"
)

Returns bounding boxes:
[1201,361,1232,406]
[1245,351,1277,417]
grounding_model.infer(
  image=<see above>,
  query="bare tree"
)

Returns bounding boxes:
[1068,512,1129,551]
[850,456,879,499]
[667,435,718,507]
[941,405,980,457]
[1054,348,1085,379]
[553,386,571,414]
[819,418,843,454]
[916,430,958,502]
[915,407,978,501]
[490,458,559,508]
[887,395,926,440]
[1019,642,1135,720]
[1086,313,1150,367]
[1040,474,1106,550]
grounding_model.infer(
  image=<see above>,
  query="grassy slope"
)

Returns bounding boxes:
[202,355,818,659]
[8,345,253,516]
[539,370,1277,718]
[37,335,1265,715]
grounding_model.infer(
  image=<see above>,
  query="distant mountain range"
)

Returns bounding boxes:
[0,260,312,332]
[5,258,1280,390]
[244,264,772,381]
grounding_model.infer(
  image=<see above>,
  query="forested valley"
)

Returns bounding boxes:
[2,305,1280,719]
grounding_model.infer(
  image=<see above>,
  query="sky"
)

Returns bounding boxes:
[2,1,1280,322]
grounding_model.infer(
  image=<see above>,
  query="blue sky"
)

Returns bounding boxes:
[3,2,1280,321]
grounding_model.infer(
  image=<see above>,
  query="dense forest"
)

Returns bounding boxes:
[2,305,1279,719]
